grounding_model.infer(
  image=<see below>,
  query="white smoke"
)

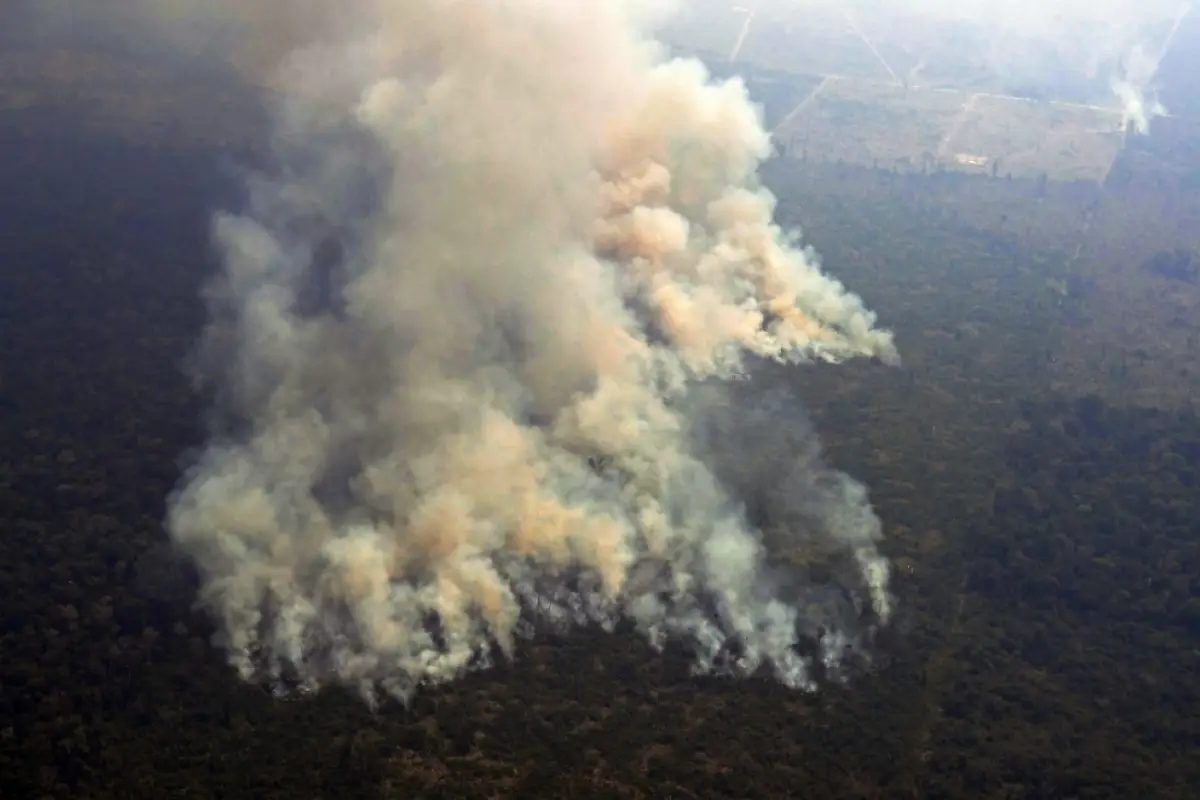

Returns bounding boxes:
[167,0,899,705]
[670,0,1186,132]
[1111,44,1169,134]
[895,0,1183,128]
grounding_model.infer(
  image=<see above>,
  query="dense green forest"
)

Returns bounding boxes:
[2,46,1200,800]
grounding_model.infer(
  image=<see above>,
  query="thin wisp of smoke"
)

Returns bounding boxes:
[167,0,898,704]
[688,0,1180,132]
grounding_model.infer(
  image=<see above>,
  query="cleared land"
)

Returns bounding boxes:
[771,78,1127,181]
[662,2,1187,183]
[947,95,1126,181]
[659,2,748,63]
[735,13,879,80]
[773,79,972,168]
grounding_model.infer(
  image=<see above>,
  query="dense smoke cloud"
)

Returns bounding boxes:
[164,0,898,704]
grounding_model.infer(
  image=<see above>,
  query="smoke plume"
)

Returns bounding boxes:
[167,0,898,704]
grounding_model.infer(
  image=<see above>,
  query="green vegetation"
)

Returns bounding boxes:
[2,49,1200,800]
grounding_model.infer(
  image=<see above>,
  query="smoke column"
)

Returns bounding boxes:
[167,0,899,705]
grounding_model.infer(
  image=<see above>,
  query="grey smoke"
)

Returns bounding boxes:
[164,0,898,705]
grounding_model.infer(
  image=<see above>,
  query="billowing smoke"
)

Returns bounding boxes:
[166,0,898,705]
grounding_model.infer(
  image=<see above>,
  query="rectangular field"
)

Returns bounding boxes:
[773,79,971,167]
[946,96,1126,181]
[658,0,747,61]
[735,13,881,80]
[770,76,1128,182]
